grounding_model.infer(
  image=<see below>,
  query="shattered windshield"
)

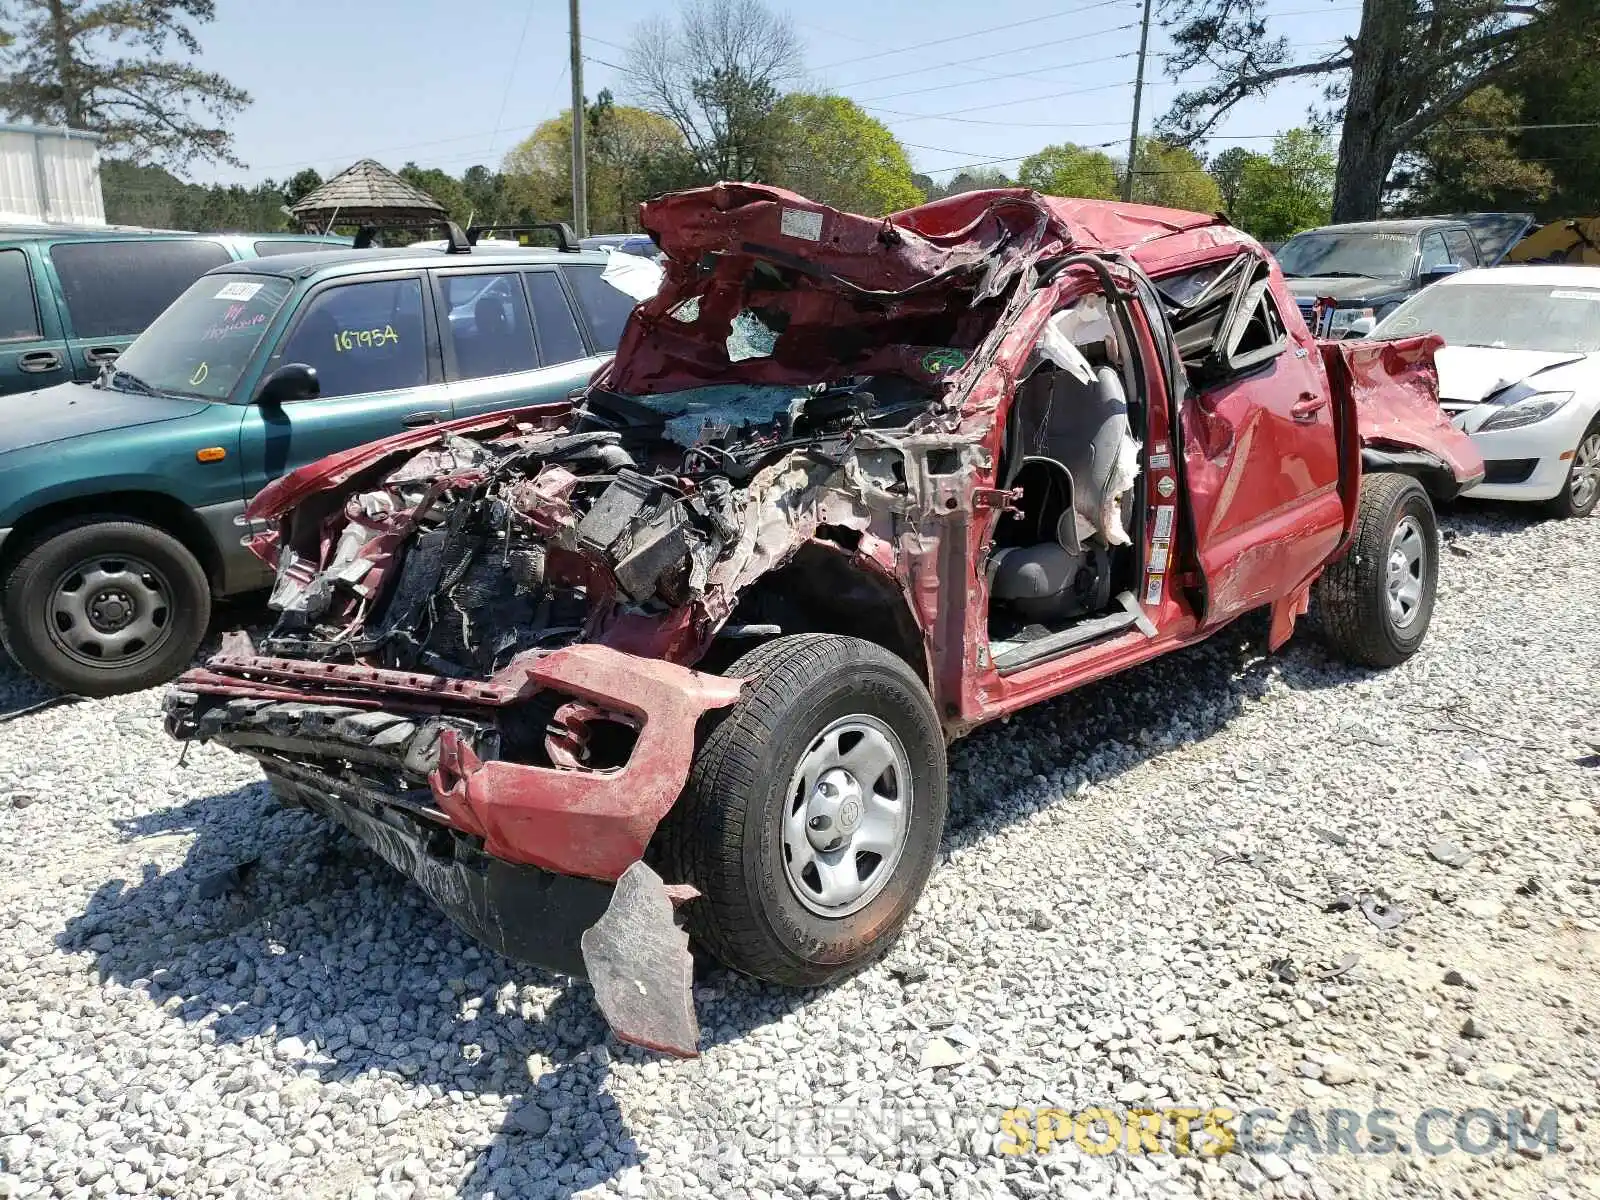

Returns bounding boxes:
[112,274,293,400]
[1374,282,1600,352]
[1276,232,1416,279]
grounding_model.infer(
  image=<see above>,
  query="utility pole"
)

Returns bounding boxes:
[1122,0,1154,203]
[568,0,588,237]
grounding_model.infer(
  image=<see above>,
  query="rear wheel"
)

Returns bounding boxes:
[656,634,947,987]
[1313,473,1438,667]
[1543,416,1600,519]
[1,518,211,696]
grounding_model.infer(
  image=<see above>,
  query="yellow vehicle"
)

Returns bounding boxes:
[1507,218,1600,264]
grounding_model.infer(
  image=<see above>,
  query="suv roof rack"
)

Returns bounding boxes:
[351,219,473,253]
[466,222,580,252]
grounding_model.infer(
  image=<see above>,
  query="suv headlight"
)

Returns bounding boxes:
[1328,307,1376,337]
[1478,391,1574,432]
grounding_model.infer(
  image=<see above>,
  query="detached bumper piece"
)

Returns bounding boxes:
[164,680,710,1057]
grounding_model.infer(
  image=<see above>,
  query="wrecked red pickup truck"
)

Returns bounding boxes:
[164,185,1482,1056]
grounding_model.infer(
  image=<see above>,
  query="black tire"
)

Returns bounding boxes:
[1313,472,1438,668]
[655,634,947,987]
[0,518,211,696]
[1542,415,1600,519]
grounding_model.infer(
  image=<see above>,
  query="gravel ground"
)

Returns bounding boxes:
[1,503,1597,1200]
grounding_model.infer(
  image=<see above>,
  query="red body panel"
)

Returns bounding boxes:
[1321,334,1486,483]
[182,644,741,882]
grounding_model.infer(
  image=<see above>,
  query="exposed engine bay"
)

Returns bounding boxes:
[258,371,950,685]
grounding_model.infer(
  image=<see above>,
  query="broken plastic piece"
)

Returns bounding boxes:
[1360,893,1409,930]
[580,861,701,1058]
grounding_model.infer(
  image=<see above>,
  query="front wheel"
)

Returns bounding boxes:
[655,634,948,987]
[1313,473,1438,668]
[1544,416,1600,519]
[1,518,212,696]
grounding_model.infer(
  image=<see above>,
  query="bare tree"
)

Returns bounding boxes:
[1156,0,1599,220]
[625,0,802,182]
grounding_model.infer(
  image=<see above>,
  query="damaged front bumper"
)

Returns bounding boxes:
[165,640,742,1056]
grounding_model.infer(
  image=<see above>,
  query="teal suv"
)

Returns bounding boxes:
[0,234,635,695]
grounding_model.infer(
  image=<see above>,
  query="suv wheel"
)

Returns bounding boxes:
[1,518,211,696]
[1313,473,1438,667]
[655,634,947,987]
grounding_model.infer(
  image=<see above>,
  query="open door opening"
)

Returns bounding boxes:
[985,290,1149,673]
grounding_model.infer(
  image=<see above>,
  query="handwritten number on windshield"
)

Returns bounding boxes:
[334,326,400,353]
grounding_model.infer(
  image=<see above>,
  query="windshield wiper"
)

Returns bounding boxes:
[107,368,163,397]
[1303,270,1369,279]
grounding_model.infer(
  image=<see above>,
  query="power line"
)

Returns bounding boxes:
[812,0,1139,72]
[853,44,1139,104]
[835,37,1115,91]
[486,0,539,166]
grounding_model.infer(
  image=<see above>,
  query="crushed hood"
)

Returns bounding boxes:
[1433,345,1588,405]
[608,183,1232,396]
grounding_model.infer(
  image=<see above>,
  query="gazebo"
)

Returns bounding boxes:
[288,158,447,244]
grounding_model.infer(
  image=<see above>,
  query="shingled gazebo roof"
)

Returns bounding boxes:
[288,158,446,231]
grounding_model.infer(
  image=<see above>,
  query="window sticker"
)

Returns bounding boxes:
[780,207,823,242]
[214,281,264,302]
[1153,504,1175,540]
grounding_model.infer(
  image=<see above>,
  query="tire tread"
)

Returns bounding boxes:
[1313,472,1433,668]
[655,634,940,986]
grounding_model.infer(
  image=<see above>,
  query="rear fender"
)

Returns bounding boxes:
[1318,335,1485,531]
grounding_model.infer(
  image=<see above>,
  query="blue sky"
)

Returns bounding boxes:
[191,0,1360,187]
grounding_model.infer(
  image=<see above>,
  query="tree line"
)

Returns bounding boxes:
[6,0,1600,245]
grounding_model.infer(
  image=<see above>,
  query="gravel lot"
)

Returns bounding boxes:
[1,503,1597,1200]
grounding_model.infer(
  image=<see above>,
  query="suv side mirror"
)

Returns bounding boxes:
[257,363,320,407]
[1421,262,1463,284]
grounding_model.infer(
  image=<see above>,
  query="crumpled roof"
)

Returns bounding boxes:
[288,159,447,228]
[608,182,1246,395]
[893,187,1228,257]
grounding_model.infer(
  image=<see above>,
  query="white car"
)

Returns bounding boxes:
[1371,265,1600,517]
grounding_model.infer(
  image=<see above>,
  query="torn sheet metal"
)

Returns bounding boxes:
[1318,334,1484,489]
[607,183,1234,396]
